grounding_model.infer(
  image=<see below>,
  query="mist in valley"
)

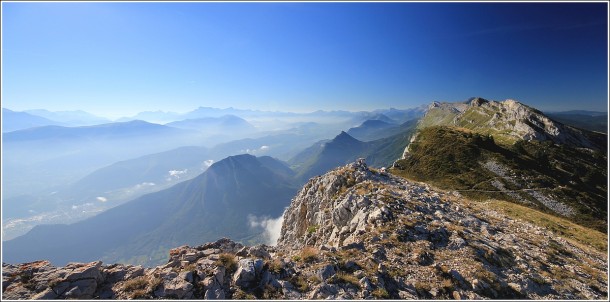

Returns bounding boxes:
[1,106,423,246]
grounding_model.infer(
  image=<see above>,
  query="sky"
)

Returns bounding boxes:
[1,1,608,119]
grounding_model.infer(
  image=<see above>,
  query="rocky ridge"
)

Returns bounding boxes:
[3,160,608,299]
[420,97,604,149]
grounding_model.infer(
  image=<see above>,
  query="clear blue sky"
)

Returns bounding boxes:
[1,1,608,118]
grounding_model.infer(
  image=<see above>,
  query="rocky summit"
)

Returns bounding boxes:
[419,97,605,149]
[2,159,608,300]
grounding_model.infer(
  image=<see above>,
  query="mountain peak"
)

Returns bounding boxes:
[468,97,489,107]
[334,131,357,142]
[274,160,607,299]
[419,98,605,150]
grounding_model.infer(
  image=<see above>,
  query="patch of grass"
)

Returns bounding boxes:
[266,259,284,274]
[308,275,321,284]
[260,283,283,299]
[441,278,453,289]
[289,275,309,292]
[530,275,548,285]
[19,271,36,290]
[445,222,465,234]
[473,267,497,284]
[307,225,319,234]
[486,200,607,252]
[148,277,162,292]
[300,246,318,263]
[233,288,256,299]
[215,253,238,272]
[182,263,197,272]
[19,271,33,284]
[332,272,360,288]
[372,287,390,299]
[129,289,148,299]
[47,278,63,289]
[414,281,431,292]
[123,276,148,291]
[480,246,515,268]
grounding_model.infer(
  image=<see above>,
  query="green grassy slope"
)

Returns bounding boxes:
[392,126,607,233]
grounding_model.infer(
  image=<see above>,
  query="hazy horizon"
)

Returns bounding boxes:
[3,103,429,121]
[4,101,608,123]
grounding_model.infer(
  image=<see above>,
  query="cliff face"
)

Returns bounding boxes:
[418,98,605,149]
[4,160,606,300]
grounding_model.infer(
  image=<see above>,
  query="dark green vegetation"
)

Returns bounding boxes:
[392,126,607,233]
[290,119,418,183]
[3,155,299,267]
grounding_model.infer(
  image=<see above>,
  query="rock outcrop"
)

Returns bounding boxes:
[3,160,608,300]
[419,97,605,150]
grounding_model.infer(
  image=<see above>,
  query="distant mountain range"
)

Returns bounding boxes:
[3,154,299,266]
[2,108,63,132]
[290,119,418,183]
[3,120,190,142]
[23,109,111,126]
[545,109,607,116]
[115,110,182,124]
[546,111,607,133]
[5,105,603,132]
[166,115,255,131]
[2,120,203,199]
[115,106,427,125]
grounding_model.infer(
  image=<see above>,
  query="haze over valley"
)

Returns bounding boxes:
[2,106,425,240]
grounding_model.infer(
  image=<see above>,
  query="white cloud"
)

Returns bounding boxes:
[167,169,188,181]
[169,169,188,177]
[124,182,158,193]
[203,160,214,169]
[239,146,270,154]
[247,213,285,246]
[134,182,156,189]
[96,196,108,202]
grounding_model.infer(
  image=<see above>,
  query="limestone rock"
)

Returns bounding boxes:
[233,258,263,287]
